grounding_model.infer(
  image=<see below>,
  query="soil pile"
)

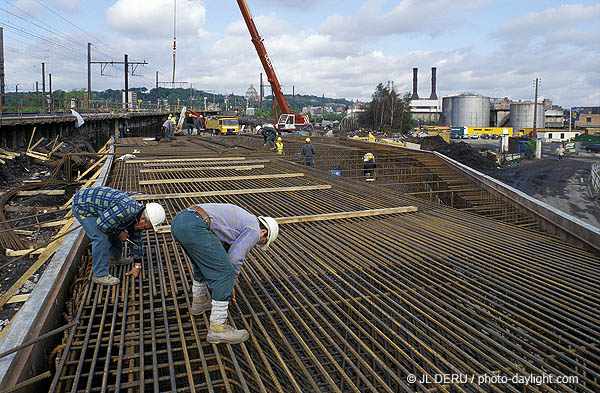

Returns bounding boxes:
[435,141,497,170]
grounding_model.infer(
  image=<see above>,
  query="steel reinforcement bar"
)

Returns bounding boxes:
[49,136,600,393]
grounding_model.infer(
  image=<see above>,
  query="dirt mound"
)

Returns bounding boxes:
[435,141,497,170]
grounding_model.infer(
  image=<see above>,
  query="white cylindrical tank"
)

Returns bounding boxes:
[509,103,545,130]
[442,95,490,127]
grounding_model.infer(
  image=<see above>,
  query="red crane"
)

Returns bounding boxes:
[236,0,311,131]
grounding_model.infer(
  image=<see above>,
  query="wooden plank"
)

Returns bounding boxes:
[17,190,65,196]
[6,294,30,304]
[5,248,45,256]
[154,205,418,234]
[139,165,264,173]
[0,315,14,341]
[139,173,305,185]
[50,141,64,154]
[0,148,20,158]
[29,137,45,152]
[126,156,246,164]
[60,165,105,210]
[0,219,74,309]
[4,206,60,212]
[275,206,419,224]
[25,152,49,161]
[14,229,34,236]
[39,219,69,228]
[75,155,107,181]
[26,127,36,152]
[133,184,332,201]
[142,159,268,167]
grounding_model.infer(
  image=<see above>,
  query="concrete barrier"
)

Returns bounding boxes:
[434,151,600,254]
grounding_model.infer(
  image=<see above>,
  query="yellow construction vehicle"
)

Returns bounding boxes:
[205,116,240,135]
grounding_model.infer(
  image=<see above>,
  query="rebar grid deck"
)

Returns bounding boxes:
[51,136,600,393]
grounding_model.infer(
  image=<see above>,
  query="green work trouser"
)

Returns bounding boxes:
[171,210,235,301]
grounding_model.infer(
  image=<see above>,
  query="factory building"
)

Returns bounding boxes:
[409,67,442,123]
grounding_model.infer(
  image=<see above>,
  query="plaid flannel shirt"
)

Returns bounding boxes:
[72,186,145,259]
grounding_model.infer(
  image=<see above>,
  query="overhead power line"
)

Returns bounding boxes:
[30,0,122,60]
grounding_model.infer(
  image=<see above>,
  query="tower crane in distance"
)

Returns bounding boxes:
[236,0,311,132]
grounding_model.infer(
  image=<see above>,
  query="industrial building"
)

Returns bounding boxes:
[409,68,442,124]
[409,68,574,132]
[0,133,598,393]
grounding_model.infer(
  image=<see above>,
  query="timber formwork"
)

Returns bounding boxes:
[50,136,600,393]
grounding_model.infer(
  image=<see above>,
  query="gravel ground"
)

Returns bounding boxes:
[483,155,600,229]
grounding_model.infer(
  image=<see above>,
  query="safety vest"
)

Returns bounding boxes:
[276,141,284,155]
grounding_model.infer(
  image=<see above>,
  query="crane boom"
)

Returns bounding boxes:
[236,0,290,115]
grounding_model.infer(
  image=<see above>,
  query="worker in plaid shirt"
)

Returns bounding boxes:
[71,186,166,286]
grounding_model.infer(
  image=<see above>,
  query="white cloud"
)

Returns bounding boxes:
[106,0,207,38]
[494,4,600,51]
[12,0,45,14]
[52,0,81,13]
[320,0,488,39]
[250,0,331,8]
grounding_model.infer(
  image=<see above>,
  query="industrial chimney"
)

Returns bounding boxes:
[411,68,419,100]
[429,67,438,100]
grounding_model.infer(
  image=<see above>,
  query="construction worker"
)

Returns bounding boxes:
[301,138,316,167]
[276,137,284,155]
[362,152,376,181]
[170,203,279,344]
[368,132,375,142]
[262,124,277,150]
[71,186,166,285]
[557,144,565,160]
[185,115,195,136]
[257,125,267,147]
[157,116,174,141]
[194,116,204,135]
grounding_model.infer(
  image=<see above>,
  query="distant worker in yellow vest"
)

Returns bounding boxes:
[368,132,375,142]
[276,137,284,155]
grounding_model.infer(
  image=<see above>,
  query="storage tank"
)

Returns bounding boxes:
[442,94,490,127]
[509,102,545,130]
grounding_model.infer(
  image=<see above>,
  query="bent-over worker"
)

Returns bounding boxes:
[170,203,279,344]
[71,186,166,285]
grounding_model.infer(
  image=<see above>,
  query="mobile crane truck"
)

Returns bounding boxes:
[236,0,311,132]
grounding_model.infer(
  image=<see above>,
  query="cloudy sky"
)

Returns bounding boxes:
[1,0,599,107]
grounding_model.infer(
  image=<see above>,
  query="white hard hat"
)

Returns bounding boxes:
[363,152,374,161]
[257,216,279,250]
[145,203,166,231]
[256,125,261,131]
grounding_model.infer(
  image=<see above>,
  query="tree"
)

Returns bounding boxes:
[358,83,414,134]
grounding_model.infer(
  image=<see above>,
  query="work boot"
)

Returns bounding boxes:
[92,274,120,286]
[207,322,249,344]
[109,257,133,265]
[190,295,211,315]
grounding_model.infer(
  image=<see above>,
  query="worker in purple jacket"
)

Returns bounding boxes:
[171,203,279,344]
